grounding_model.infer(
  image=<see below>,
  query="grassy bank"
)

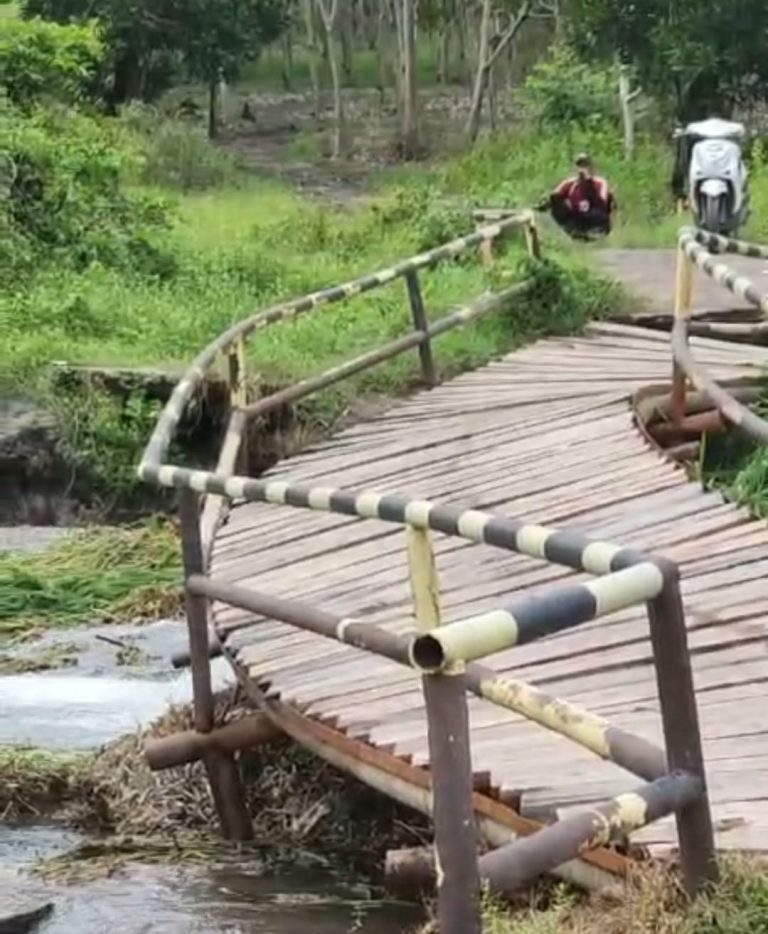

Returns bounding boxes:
[0,521,181,640]
[473,859,768,934]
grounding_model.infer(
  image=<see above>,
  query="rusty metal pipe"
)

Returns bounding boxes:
[187,575,416,667]
[478,771,702,897]
[672,318,768,444]
[646,575,718,893]
[145,714,280,770]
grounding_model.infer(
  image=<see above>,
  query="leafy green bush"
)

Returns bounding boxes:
[0,16,102,106]
[1,103,174,284]
[521,44,617,129]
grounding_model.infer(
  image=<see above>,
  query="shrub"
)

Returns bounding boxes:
[1,103,174,281]
[521,44,618,130]
[0,16,102,106]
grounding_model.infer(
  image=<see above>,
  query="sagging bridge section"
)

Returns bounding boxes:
[139,213,768,932]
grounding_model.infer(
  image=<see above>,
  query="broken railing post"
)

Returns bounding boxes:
[179,488,253,841]
[405,269,437,387]
[646,563,718,894]
[407,525,481,934]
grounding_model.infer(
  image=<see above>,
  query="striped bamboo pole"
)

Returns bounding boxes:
[410,563,665,670]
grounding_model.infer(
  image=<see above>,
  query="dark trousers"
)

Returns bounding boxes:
[550,194,611,238]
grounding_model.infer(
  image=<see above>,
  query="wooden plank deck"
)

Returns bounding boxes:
[210,319,768,856]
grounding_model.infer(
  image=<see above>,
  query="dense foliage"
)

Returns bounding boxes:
[0,15,101,106]
[21,0,286,106]
[570,0,768,121]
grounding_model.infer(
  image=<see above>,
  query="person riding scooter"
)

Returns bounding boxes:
[539,154,615,240]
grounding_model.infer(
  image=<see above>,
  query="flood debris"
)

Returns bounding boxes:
[2,687,428,884]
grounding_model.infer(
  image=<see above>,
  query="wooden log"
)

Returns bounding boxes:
[384,846,436,897]
[144,714,280,771]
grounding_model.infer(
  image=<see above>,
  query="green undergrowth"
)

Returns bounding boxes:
[699,390,768,516]
[3,102,623,500]
[472,860,768,934]
[0,520,182,640]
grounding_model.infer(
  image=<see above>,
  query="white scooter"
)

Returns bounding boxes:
[674,118,749,236]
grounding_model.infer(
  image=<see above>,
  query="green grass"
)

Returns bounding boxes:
[0,1,19,20]
[472,860,768,934]
[0,521,182,640]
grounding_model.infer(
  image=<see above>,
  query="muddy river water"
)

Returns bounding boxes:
[1,529,421,933]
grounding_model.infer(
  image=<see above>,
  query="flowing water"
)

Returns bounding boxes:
[0,530,422,933]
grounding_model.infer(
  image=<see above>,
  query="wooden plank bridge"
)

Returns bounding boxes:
[212,318,768,853]
[141,216,768,922]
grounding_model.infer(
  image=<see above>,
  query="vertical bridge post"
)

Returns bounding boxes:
[227,337,249,475]
[672,244,694,424]
[405,270,437,387]
[646,563,718,894]
[407,525,481,934]
[524,216,542,260]
[179,488,253,841]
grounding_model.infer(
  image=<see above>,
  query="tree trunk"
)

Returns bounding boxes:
[340,2,354,83]
[303,0,322,116]
[376,1,392,109]
[208,75,219,140]
[488,38,499,133]
[437,27,449,84]
[618,59,636,159]
[316,0,345,158]
[465,0,492,144]
[395,0,420,157]
[281,30,294,91]
[466,0,531,145]
[456,2,468,84]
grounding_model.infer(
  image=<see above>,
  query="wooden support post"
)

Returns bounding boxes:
[523,218,541,260]
[226,338,249,475]
[405,270,437,387]
[179,489,253,841]
[227,337,248,408]
[407,526,480,934]
[478,227,494,266]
